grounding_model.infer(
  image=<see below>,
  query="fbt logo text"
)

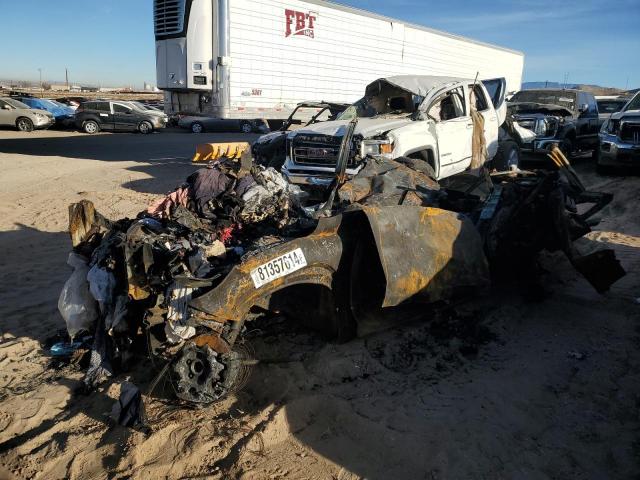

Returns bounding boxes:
[285,9,317,38]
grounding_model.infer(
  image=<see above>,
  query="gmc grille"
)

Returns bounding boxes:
[154,0,186,36]
[620,122,640,144]
[291,135,355,167]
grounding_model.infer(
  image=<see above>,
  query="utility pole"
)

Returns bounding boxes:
[65,68,69,91]
[38,68,42,97]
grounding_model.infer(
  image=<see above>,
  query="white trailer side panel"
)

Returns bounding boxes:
[227,0,523,117]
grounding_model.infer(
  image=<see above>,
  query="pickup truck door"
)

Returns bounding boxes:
[469,82,502,159]
[429,86,472,178]
[481,78,507,125]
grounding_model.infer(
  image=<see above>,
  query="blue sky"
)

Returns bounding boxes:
[0,0,637,89]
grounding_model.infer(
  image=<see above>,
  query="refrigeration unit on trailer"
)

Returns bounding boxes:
[154,0,524,128]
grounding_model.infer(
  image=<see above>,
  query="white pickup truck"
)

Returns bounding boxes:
[282,75,510,186]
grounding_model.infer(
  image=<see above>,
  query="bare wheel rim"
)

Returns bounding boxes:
[18,119,32,131]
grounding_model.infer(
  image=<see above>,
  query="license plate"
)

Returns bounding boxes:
[250,248,307,288]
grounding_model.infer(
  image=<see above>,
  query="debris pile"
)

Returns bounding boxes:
[60,154,308,394]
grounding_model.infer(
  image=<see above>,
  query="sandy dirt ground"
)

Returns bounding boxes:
[0,129,639,480]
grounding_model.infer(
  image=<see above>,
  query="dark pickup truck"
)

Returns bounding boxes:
[508,89,600,156]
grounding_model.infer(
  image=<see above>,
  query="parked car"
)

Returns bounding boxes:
[596,96,630,125]
[75,100,168,134]
[281,75,507,186]
[596,92,640,172]
[507,89,600,157]
[16,97,75,127]
[56,97,89,110]
[252,101,350,169]
[0,97,55,131]
[177,114,270,134]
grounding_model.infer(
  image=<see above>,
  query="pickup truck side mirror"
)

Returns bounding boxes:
[1,105,11,110]
[578,103,589,113]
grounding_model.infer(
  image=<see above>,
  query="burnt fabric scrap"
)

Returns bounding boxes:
[111,382,147,429]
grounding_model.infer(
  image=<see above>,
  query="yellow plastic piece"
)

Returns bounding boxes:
[192,142,251,162]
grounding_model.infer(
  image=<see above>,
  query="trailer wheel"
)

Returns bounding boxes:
[240,121,253,134]
[191,122,204,134]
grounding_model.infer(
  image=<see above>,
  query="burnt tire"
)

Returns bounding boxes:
[138,121,153,134]
[493,140,520,171]
[16,117,34,132]
[82,120,100,134]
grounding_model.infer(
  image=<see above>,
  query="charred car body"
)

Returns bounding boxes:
[63,126,624,404]
[597,92,640,171]
[252,101,349,170]
[508,89,600,157]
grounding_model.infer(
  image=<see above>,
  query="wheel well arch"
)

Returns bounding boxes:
[404,148,436,173]
[15,116,32,125]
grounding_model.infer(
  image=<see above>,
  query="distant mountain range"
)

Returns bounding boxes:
[522,81,635,96]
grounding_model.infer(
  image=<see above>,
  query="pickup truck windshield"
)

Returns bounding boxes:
[338,93,423,120]
[511,90,577,110]
[623,93,640,112]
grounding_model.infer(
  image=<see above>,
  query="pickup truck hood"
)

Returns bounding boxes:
[508,102,574,117]
[610,110,640,121]
[289,117,414,139]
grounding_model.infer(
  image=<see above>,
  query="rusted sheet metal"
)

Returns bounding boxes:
[359,205,490,307]
[189,215,345,323]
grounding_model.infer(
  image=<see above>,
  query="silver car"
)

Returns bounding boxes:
[0,97,55,131]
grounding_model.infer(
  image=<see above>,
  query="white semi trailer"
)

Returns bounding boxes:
[154,0,524,126]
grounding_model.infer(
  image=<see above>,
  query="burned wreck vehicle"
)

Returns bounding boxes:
[252,101,349,170]
[60,130,624,405]
[508,89,600,157]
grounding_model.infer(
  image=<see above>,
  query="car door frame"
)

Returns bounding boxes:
[0,99,15,126]
[428,84,473,178]
[467,82,500,160]
[112,102,139,131]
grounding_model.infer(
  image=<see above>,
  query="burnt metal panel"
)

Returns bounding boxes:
[358,205,490,307]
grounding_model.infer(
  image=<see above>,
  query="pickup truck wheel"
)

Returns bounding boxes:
[560,138,573,157]
[594,149,612,175]
[191,122,204,134]
[493,140,520,171]
[138,121,153,134]
[82,120,100,134]
[240,121,253,134]
[16,117,34,132]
